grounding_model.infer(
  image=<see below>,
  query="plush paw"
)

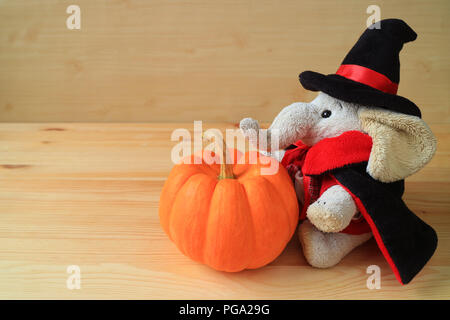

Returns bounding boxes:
[298,220,372,268]
[306,185,357,233]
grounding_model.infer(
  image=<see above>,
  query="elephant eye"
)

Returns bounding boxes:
[321,110,332,118]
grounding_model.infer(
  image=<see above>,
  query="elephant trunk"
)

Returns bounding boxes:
[265,102,313,151]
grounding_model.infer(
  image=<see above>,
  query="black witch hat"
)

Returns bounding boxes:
[299,19,421,117]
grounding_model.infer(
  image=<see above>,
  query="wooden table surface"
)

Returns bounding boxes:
[0,122,449,299]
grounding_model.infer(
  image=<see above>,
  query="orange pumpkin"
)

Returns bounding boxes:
[159,138,299,272]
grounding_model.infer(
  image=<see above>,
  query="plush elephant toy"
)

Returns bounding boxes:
[240,19,437,285]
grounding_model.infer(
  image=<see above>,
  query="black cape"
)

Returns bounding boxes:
[332,163,437,284]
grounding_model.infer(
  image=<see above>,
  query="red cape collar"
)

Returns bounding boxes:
[281,131,373,175]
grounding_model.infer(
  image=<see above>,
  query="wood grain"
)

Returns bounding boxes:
[0,0,449,123]
[0,122,449,299]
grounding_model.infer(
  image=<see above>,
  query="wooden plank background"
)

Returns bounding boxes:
[0,122,449,299]
[0,0,449,123]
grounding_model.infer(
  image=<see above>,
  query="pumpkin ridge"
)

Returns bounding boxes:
[260,175,295,238]
[169,172,217,258]
[159,164,205,238]
[239,179,257,269]
[198,161,220,177]
[200,179,219,265]
[167,171,212,240]
[203,180,254,271]
[242,176,291,269]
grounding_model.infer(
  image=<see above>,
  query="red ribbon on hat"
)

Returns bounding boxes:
[336,64,399,95]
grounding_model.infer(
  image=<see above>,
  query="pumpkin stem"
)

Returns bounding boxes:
[202,131,235,180]
[219,151,235,180]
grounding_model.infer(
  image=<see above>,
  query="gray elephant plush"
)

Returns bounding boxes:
[240,19,437,284]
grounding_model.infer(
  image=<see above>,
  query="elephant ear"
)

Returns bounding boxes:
[359,107,437,183]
